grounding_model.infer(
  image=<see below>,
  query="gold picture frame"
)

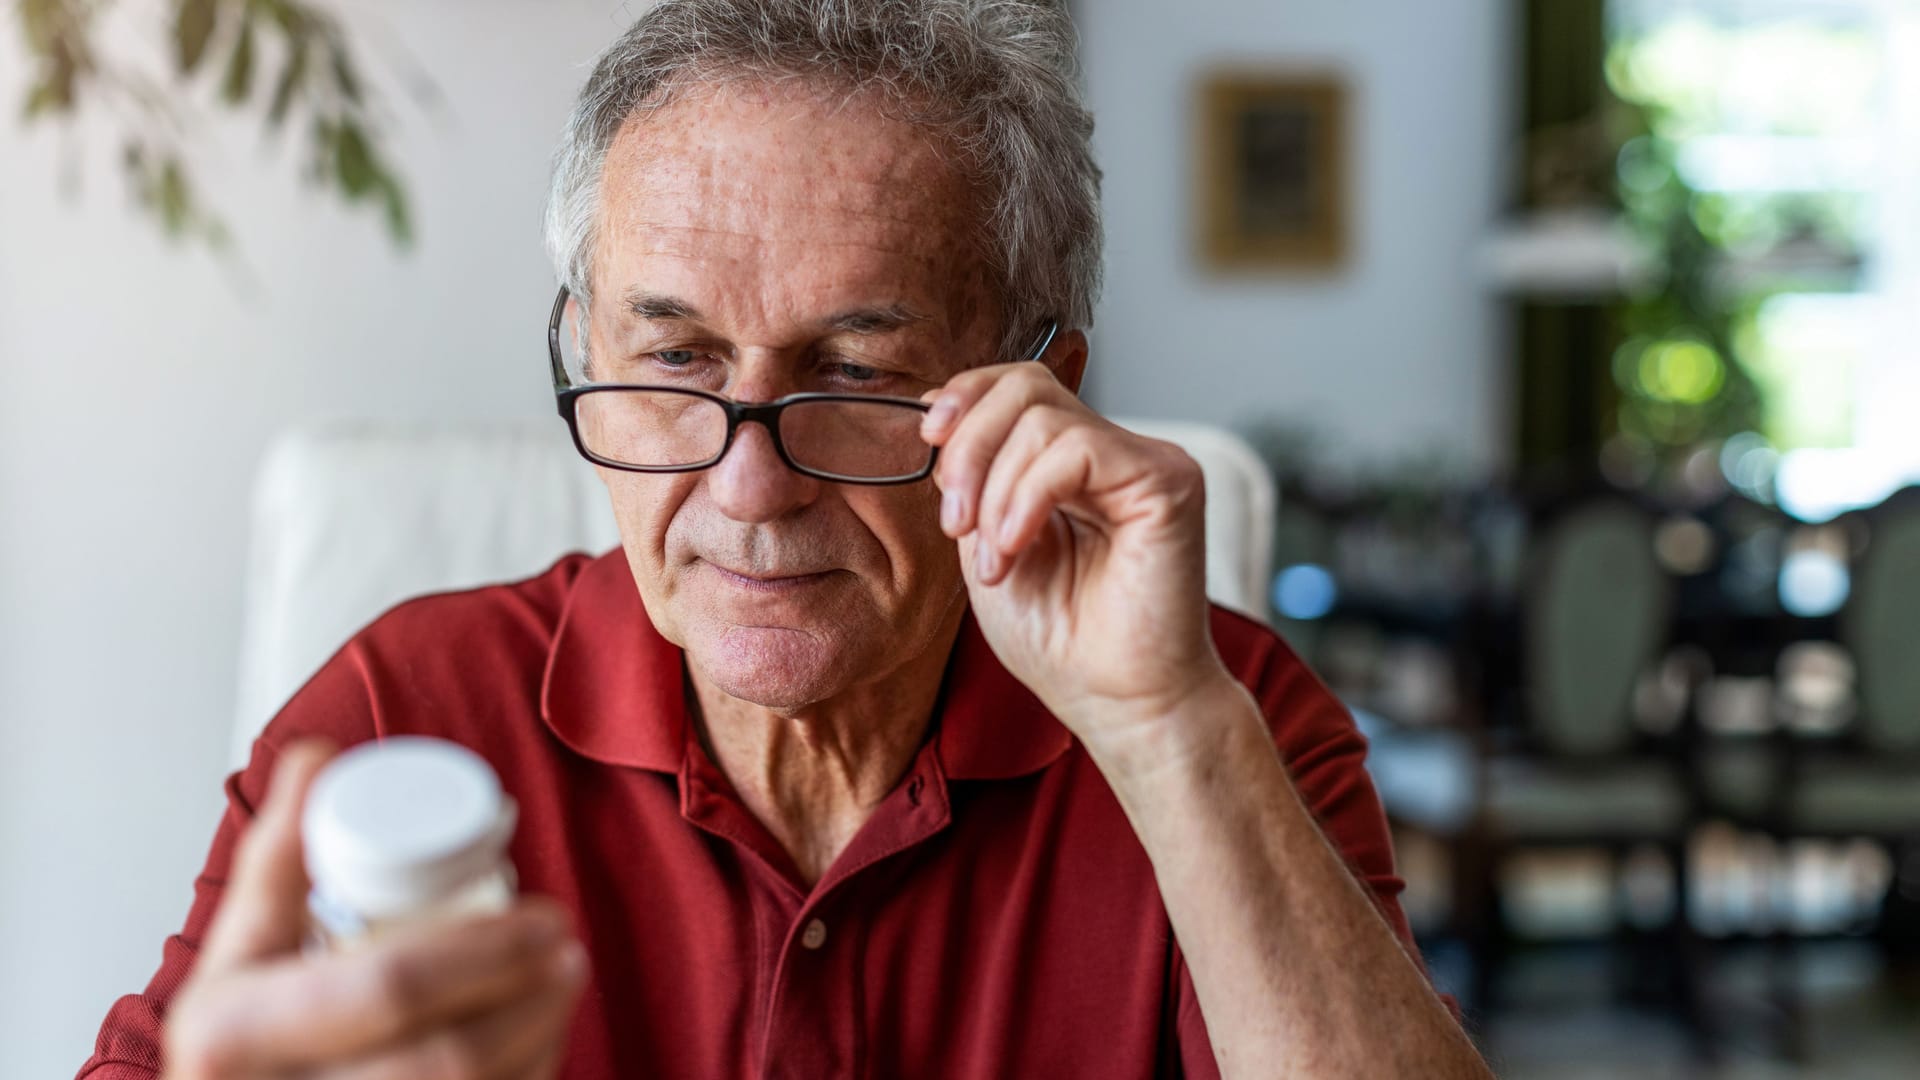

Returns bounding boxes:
[1196,71,1350,272]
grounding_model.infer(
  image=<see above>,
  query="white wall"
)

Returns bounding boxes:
[1080,0,1510,474]
[0,2,1509,1074]
[0,3,636,1074]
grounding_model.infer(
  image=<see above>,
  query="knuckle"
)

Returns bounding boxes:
[1163,443,1203,482]
[1055,423,1101,457]
[1006,370,1056,406]
[370,951,433,1026]
[1157,445,1208,503]
[1021,403,1070,440]
[946,445,994,489]
[1012,362,1058,390]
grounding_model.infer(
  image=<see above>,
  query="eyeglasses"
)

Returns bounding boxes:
[547,287,1058,485]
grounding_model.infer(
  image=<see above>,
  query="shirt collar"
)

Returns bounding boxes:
[540,549,1073,780]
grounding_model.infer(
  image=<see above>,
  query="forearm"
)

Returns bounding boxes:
[1089,678,1489,1080]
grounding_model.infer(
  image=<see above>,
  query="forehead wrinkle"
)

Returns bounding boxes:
[594,82,999,356]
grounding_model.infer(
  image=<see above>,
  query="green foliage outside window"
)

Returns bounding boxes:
[1605,12,1880,469]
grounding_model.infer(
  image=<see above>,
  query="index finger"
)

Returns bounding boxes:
[918,362,1058,447]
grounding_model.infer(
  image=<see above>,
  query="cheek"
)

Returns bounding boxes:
[850,484,957,591]
[599,468,695,563]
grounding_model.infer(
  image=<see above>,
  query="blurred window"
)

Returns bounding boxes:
[1609,0,1920,519]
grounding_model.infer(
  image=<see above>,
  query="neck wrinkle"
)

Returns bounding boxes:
[684,604,965,883]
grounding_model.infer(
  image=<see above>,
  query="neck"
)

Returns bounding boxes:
[687,611,964,886]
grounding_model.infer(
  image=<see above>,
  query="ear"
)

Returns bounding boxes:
[1045,328,1090,396]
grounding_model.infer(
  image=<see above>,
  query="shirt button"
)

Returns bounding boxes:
[801,918,828,950]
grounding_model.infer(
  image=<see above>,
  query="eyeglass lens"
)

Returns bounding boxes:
[574,390,932,480]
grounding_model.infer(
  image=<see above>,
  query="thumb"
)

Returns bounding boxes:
[197,738,337,974]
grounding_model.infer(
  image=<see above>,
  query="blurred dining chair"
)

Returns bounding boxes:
[1458,495,1706,1046]
[1753,488,1920,839]
[1701,486,1920,1058]
[230,416,1276,767]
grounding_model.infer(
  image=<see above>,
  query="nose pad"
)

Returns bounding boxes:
[705,418,818,523]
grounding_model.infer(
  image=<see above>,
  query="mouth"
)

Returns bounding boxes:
[703,561,838,593]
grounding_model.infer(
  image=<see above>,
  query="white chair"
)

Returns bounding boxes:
[231,417,1275,765]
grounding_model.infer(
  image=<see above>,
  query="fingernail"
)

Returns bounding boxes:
[927,398,957,431]
[997,512,1020,548]
[941,490,963,533]
[975,542,999,580]
[551,940,589,983]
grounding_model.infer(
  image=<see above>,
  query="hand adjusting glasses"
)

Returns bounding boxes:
[547,287,1059,486]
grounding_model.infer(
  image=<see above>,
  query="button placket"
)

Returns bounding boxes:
[757,758,952,1077]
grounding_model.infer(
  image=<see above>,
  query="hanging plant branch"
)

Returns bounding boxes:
[14,0,419,250]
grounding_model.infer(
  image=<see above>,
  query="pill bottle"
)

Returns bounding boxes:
[302,736,518,951]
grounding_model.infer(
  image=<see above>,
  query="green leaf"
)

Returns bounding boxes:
[267,42,306,127]
[19,0,63,52]
[328,40,362,104]
[379,174,414,247]
[175,0,219,74]
[221,15,256,103]
[256,0,306,34]
[32,44,80,114]
[158,158,191,233]
[23,81,61,120]
[333,121,376,197]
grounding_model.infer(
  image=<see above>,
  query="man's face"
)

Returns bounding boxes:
[586,81,1001,711]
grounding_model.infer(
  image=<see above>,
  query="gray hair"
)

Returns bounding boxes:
[543,0,1102,359]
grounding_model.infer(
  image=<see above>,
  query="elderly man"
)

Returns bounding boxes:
[81,2,1486,1077]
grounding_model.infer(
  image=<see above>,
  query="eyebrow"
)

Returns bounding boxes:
[823,304,930,334]
[625,292,702,321]
[621,290,930,334]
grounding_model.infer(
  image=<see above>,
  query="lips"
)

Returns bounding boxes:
[704,562,836,592]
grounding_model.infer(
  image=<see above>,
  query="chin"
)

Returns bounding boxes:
[686,621,867,711]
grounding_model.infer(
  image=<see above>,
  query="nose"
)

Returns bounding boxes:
[704,415,821,524]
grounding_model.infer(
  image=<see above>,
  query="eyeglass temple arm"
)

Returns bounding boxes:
[548,286,574,399]
[1023,319,1061,363]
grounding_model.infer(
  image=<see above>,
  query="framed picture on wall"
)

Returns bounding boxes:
[1196,71,1350,272]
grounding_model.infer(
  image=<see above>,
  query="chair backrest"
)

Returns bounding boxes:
[1108,417,1277,623]
[1842,487,1920,752]
[231,423,621,767]
[1523,499,1670,757]
[232,417,1276,766]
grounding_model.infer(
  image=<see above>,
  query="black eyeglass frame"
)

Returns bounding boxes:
[546,286,1060,486]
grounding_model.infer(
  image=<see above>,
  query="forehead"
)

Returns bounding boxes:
[591,80,994,332]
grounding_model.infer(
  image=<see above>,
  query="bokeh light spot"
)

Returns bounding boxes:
[1637,339,1727,404]
[1779,549,1851,617]
[1273,564,1339,621]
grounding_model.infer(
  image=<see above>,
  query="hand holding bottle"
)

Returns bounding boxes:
[161,741,585,1080]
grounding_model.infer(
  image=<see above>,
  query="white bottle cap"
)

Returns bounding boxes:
[303,737,517,921]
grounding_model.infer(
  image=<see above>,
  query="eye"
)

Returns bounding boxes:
[836,361,879,381]
[652,350,700,367]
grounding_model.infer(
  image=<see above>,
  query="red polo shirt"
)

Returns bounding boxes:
[81,550,1422,1079]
